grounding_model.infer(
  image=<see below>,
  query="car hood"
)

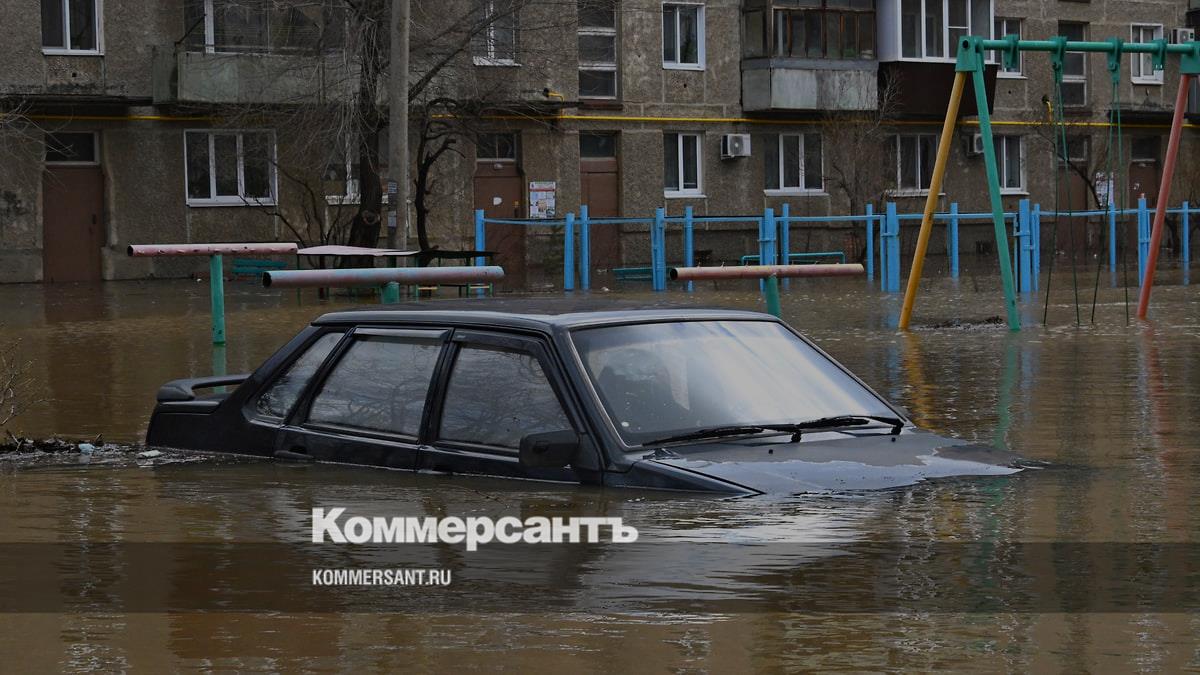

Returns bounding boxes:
[639,430,1025,494]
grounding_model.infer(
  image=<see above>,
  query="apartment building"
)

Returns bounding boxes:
[1,0,1197,284]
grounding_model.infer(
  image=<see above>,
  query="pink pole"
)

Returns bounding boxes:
[1137,73,1193,319]
[128,243,298,257]
[669,263,864,281]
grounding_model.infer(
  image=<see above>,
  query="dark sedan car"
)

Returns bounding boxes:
[146,299,1024,495]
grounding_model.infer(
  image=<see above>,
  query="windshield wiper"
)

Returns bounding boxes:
[782,415,904,441]
[641,415,904,447]
[642,425,791,447]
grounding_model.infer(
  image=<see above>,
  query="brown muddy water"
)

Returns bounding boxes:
[2,274,1200,672]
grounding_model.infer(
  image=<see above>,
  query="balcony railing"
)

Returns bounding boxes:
[152,43,356,105]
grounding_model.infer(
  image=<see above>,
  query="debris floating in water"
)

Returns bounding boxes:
[137,449,162,459]
[1,433,136,456]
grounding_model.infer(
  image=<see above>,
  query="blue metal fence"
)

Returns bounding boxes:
[472,198,1197,293]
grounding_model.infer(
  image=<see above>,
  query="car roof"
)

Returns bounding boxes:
[312,297,775,330]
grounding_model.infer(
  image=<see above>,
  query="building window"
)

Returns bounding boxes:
[1059,21,1087,106]
[770,0,875,60]
[994,135,1024,193]
[765,133,823,192]
[1131,137,1160,164]
[1131,24,1164,85]
[580,132,618,158]
[476,133,517,161]
[184,130,276,206]
[900,0,990,60]
[473,0,517,64]
[663,4,704,69]
[664,132,702,195]
[182,0,346,54]
[994,17,1021,76]
[44,132,99,165]
[579,0,618,98]
[895,134,936,192]
[324,144,361,203]
[1056,135,1088,168]
[41,0,101,53]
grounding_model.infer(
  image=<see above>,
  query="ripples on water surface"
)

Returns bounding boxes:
[1,275,1199,671]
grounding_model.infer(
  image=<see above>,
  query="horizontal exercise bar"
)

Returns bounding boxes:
[669,263,864,281]
[977,38,1197,55]
[262,266,505,289]
[128,243,298,257]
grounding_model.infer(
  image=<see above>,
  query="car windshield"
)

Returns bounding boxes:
[571,320,895,446]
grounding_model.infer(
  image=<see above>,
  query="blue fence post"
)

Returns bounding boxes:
[886,202,900,293]
[1017,199,1031,293]
[1032,203,1041,291]
[1182,201,1190,271]
[1137,197,1149,283]
[780,203,791,289]
[563,212,576,291]
[683,205,694,293]
[474,209,486,297]
[865,203,875,282]
[948,202,960,279]
[653,207,666,291]
[879,203,890,291]
[579,205,590,291]
[760,208,776,292]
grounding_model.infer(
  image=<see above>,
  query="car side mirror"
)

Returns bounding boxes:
[519,430,580,469]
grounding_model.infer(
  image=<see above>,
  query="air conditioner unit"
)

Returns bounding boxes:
[720,133,751,159]
[1171,27,1195,44]
[966,133,985,156]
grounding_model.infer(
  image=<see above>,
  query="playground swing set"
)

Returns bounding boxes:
[900,33,1200,332]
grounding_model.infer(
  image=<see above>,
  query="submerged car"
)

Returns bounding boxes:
[146,299,1024,495]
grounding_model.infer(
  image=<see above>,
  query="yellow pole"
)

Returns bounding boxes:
[899,70,967,330]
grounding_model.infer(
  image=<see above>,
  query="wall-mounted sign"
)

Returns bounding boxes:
[529,181,557,219]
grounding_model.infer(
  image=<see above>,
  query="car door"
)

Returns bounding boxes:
[421,330,583,483]
[276,327,450,469]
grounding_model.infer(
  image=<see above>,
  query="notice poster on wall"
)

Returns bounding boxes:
[529,181,557,219]
[1095,172,1114,208]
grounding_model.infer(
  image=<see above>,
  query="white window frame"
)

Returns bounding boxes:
[662,2,705,71]
[892,133,937,196]
[41,0,104,55]
[1130,24,1164,86]
[994,17,1022,77]
[664,131,703,197]
[473,0,519,66]
[900,0,993,62]
[765,133,824,195]
[44,131,100,166]
[994,134,1025,194]
[184,129,278,207]
[325,140,361,205]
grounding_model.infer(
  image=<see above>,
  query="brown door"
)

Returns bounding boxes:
[579,133,621,280]
[581,158,620,274]
[43,166,104,282]
[473,162,525,290]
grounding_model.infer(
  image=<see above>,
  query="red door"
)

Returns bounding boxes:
[473,162,525,290]
[43,166,104,282]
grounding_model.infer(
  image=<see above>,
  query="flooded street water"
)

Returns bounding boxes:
[2,274,1200,671]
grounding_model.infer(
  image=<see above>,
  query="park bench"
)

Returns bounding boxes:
[232,258,287,281]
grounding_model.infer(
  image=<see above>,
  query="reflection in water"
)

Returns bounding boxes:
[3,277,1200,671]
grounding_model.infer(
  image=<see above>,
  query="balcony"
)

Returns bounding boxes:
[742,60,878,112]
[152,45,356,105]
[740,0,879,112]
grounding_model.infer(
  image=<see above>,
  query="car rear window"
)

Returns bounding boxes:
[307,334,443,437]
[255,332,342,419]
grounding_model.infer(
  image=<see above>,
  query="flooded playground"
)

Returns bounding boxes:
[2,274,1200,671]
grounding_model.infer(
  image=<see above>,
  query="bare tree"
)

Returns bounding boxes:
[0,333,33,430]
[822,76,903,217]
[188,0,577,261]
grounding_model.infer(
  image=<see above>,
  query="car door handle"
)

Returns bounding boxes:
[273,447,313,462]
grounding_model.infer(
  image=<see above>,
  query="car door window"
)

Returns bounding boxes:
[307,334,442,437]
[256,332,342,419]
[438,346,571,449]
